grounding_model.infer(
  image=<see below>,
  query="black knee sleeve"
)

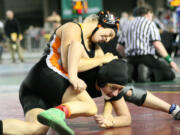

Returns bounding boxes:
[122,86,147,106]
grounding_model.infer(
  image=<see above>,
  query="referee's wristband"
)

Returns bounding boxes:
[164,55,172,63]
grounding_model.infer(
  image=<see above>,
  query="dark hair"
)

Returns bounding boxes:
[97,59,128,88]
[135,6,153,17]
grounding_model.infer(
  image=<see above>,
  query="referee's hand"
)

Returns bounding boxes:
[170,61,180,72]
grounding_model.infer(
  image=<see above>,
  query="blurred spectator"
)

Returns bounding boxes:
[119,12,129,31]
[154,15,166,33]
[154,9,172,55]
[173,6,180,56]
[0,20,4,62]
[26,25,41,50]
[176,6,180,33]
[45,10,61,34]
[4,10,24,63]
[154,8,177,56]
[116,11,134,59]
[161,10,174,32]
[117,6,179,82]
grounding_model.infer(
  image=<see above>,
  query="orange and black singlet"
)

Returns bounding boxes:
[44,22,96,77]
[19,23,100,114]
[43,29,69,79]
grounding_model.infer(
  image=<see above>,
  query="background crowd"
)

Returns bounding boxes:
[0,0,180,82]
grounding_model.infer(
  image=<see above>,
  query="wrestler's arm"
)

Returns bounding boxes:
[111,98,131,127]
[64,33,106,76]
[58,23,87,91]
[102,101,113,118]
[95,97,131,128]
[57,23,84,76]
[78,46,118,72]
[67,40,84,78]
[58,23,117,73]
[63,31,117,72]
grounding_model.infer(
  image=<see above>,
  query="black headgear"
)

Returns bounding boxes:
[98,11,120,33]
[97,59,128,88]
[91,11,120,37]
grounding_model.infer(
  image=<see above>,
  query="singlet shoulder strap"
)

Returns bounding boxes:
[74,23,86,47]
[73,22,95,58]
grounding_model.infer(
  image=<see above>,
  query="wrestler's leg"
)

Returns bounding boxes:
[143,91,180,119]
[62,85,98,117]
[143,91,170,112]
[37,86,97,135]
[2,108,48,135]
[125,90,180,119]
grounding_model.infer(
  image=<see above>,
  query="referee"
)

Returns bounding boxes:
[116,6,179,82]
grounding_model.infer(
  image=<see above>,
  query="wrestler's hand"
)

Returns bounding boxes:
[94,114,114,128]
[170,61,180,72]
[69,77,87,92]
[102,53,118,64]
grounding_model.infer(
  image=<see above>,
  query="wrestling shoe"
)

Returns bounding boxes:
[37,108,74,135]
[174,110,180,120]
[169,104,180,120]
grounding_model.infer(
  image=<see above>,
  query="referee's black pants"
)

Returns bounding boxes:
[127,55,175,82]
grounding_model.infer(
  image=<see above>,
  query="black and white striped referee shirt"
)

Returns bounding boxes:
[118,16,161,56]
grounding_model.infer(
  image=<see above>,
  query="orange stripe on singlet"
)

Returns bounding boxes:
[47,35,69,78]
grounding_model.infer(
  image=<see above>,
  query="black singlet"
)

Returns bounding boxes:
[75,23,102,98]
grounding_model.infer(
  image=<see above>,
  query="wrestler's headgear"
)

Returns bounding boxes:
[91,11,120,38]
[97,59,128,88]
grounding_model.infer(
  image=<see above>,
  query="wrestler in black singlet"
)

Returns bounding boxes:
[19,23,101,114]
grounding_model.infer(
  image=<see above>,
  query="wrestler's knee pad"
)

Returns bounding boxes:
[122,86,147,106]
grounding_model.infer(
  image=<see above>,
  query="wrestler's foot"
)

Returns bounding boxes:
[169,104,180,120]
[174,110,180,120]
[37,108,74,135]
